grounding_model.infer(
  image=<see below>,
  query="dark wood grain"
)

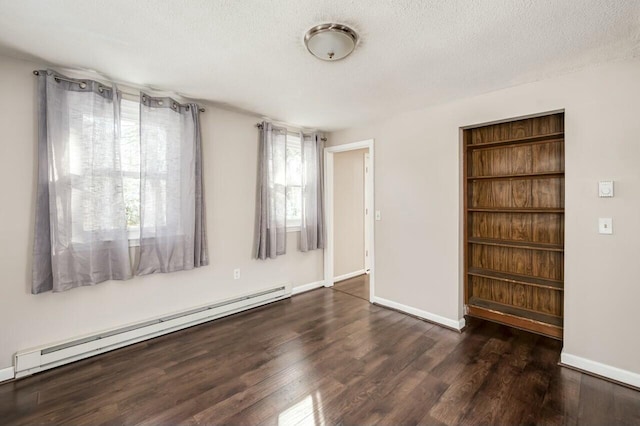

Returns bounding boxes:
[1,288,638,425]
[470,140,564,176]
[470,276,563,316]
[465,112,565,338]
[333,273,369,300]
[467,237,563,252]
[469,114,563,145]
[468,207,564,213]
[468,267,563,290]
[470,211,564,245]
[467,304,563,339]
[470,244,564,281]
[471,177,563,209]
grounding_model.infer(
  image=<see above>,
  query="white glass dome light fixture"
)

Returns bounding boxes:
[304,23,359,61]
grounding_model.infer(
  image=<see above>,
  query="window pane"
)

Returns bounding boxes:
[120,99,140,173]
[143,178,167,229]
[286,185,302,223]
[286,133,302,226]
[286,134,301,187]
[120,99,141,230]
[123,176,140,227]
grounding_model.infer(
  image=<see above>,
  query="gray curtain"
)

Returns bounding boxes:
[136,94,208,275]
[255,122,287,259]
[32,70,132,293]
[300,132,325,251]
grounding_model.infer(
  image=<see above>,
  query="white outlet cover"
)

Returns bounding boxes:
[598,218,613,234]
[599,181,614,197]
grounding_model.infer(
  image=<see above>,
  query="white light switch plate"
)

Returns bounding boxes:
[598,218,613,234]
[599,181,614,197]
[375,210,381,221]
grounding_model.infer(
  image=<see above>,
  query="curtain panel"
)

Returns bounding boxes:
[300,132,325,251]
[32,70,132,293]
[136,94,209,275]
[254,123,325,259]
[255,122,287,259]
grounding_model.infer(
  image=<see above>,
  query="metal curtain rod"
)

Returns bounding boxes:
[33,70,205,112]
[255,122,327,141]
[33,70,111,92]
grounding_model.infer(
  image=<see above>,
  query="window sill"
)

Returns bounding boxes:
[128,226,140,246]
[286,226,301,233]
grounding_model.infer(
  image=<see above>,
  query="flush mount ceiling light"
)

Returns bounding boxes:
[304,23,359,61]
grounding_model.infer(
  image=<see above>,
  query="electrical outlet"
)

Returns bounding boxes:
[375,210,381,221]
[233,268,240,280]
[598,218,613,235]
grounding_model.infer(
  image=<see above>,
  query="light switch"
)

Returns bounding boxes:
[599,181,614,197]
[598,218,613,234]
[375,210,381,221]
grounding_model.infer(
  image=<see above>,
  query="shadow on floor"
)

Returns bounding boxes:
[332,273,369,300]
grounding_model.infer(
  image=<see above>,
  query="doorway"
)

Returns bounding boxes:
[324,140,375,302]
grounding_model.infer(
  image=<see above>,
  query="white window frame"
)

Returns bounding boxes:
[286,132,302,232]
[120,95,142,247]
[120,95,183,247]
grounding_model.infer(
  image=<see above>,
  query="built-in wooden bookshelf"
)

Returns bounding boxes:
[463,113,565,339]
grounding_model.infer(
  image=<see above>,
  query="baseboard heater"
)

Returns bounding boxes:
[14,283,291,378]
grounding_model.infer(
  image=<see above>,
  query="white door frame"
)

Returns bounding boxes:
[364,152,371,273]
[324,139,375,303]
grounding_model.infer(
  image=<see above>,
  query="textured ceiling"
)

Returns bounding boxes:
[0,0,639,130]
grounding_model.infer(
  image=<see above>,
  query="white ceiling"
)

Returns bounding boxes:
[0,0,639,130]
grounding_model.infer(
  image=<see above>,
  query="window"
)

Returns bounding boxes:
[285,133,302,230]
[67,98,120,242]
[120,98,141,242]
[120,97,174,243]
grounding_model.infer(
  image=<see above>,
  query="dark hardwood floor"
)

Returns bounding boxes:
[1,287,639,425]
[333,273,369,300]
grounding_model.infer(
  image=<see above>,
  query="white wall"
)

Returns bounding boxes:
[0,55,324,368]
[330,59,640,381]
[333,148,367,278]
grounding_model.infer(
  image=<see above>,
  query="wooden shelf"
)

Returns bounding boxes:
[467,171,564,181]
[468,297,563,323]
[468,267,563,291]
[466,302,563,340]
[466,132,564,151]
[464,113,565,340]
[468,237,564,252]
[468,207,564,213]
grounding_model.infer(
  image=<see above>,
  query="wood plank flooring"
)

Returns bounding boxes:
[332,273,369,300]
[1,288,639,425]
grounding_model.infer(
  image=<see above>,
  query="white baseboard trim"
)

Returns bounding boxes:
[333,269,366,283]
[372,296,465,331]
[561,352,640,389]
[292,280,326,295]
[0,366,15,383]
